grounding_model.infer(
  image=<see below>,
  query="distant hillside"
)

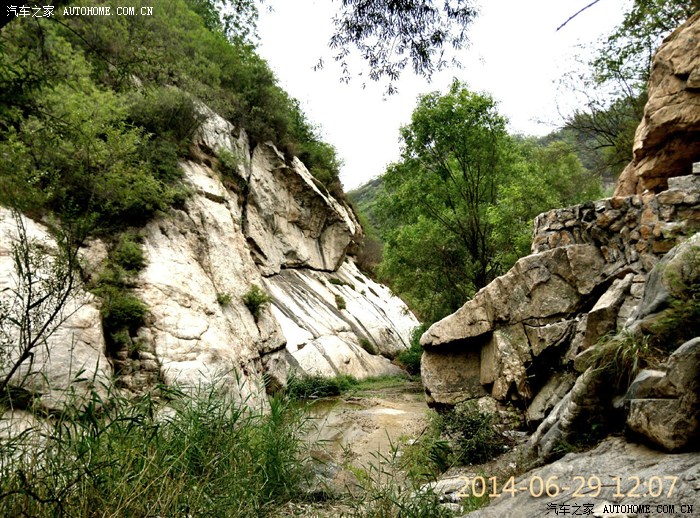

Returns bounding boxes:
[348,176,384,234]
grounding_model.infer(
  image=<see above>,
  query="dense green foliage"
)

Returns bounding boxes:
[376,82,601,322]
[437,401,513,465]
[396,325,428,376]
[285,373,360,399]
[0,387,311,516]
[0,0,342,232]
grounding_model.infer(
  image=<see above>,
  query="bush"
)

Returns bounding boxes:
[100,289,148,335]
[112,233,146,272]
[438,401,511,465]
[216,292,232,306]
[242,284,272,319]
[397,325,427,376]
[217,148,243,177]
[285,374,358,400]
[334,294,346,310]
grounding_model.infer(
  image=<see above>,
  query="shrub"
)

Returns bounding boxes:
[242,284,272,319]
[334,294,346,310]
[100,289,148,335]
[216,292,232,306]
[217,148,243,177]
[397,324,428,376]
[285,374,358,400]
[112,233,146,272]
[438,401,511,465]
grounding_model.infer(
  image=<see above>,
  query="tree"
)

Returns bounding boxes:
[327,0,477,91]
[377,83,603,322]
[377,81,511,321]
[488,139,602,269]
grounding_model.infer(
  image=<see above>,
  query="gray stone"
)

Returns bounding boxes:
[668,174,700,191]
[626,338,700,452]
[422,347,488,406]
[630,232,700,322]
[583,274,633,350]
[624,369,667,400]
[460,437,700,518]
[523,319,575,357]
[525,372,577,425]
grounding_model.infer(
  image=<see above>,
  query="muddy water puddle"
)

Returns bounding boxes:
[304,385,431,467]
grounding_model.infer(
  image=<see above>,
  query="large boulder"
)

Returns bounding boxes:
[421,245,611,348]
[626,338,700,452]
[615,12,700,195]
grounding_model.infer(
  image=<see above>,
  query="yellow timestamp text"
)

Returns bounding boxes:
[455,475,679,499]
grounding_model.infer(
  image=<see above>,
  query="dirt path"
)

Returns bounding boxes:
[304,381,431,467]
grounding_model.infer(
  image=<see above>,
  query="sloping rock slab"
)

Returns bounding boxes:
[421,245,611,348]
[461,437,699,518]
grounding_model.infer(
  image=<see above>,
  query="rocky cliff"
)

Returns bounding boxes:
[419,12,700,514]
[0,106,418,412]
[615,11,700,195]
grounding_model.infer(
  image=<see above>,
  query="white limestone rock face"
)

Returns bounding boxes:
[245,143,361,275]
[264,259,418,379]
[0,105,421,412]
[0,208,111,412]
[135,161,284,407]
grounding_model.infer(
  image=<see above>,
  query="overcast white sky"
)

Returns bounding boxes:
[257,0,629,190]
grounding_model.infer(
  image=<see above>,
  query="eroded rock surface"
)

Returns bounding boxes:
[0,208,111,412]
[615,12,700,195]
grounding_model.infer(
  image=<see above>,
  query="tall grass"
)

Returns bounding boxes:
[0,384,311,517]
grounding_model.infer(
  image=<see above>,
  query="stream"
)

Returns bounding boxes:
[303,380,431,467]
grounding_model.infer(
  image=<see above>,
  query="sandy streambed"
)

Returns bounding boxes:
[304,382,431,467]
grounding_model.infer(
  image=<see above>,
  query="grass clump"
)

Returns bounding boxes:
[589,330,662,391]
[0,386,311,517]
[335,294,347,310]
[286,374,359,400]
[242,284,272,319]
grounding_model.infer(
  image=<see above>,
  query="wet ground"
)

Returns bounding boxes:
[304,380,431,467]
